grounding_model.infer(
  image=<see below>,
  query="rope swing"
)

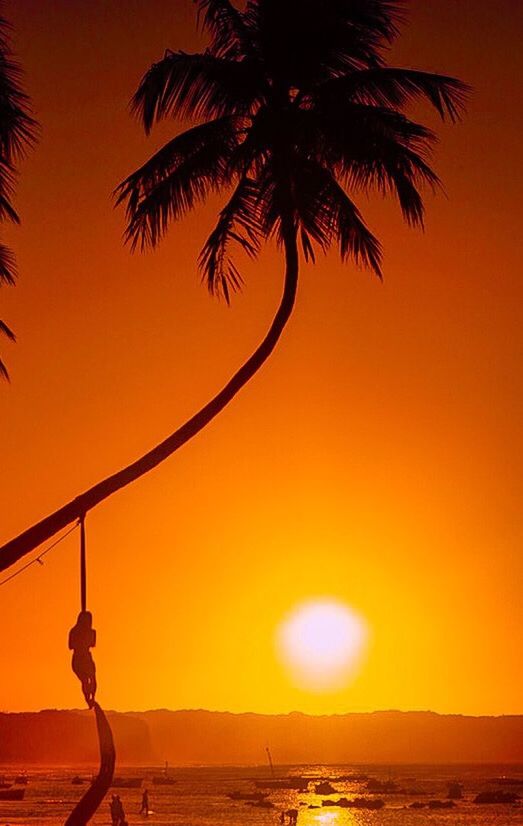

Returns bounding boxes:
[66,515,116,826]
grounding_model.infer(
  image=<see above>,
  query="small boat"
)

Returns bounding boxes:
[0,788,25,801]
[256,747,309,791]
[15,774,28,785]
[0,782,12,790]
[229,791,270,802]
[112,777,143,789]
[152,761,176,785]
[71,776,85,785]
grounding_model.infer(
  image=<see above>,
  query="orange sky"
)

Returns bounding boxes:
[0,1,521,716]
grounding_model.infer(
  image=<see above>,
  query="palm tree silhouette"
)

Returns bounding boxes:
[0,13,37,380]
[0,0,468,570]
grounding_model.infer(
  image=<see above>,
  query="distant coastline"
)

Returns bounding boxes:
[1,709,522,766]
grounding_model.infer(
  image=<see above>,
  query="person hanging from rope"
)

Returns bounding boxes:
[68,609,97,707]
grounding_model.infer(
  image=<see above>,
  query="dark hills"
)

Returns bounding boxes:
[0,709,522,765]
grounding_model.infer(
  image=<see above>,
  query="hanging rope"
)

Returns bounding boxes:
[80,513,87,613]
[66,514,116,825]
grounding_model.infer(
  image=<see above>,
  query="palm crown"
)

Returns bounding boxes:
[0,0,468,575]
[116,0,468,301]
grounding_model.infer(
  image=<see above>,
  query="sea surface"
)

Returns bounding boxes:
[0,764,522,826]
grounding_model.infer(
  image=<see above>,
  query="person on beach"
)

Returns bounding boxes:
[68,610,97,707]
[113,794,126,825]
[110,794,120,825]
[140,788,150,816]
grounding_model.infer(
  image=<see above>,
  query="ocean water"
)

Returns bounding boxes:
[0,764,521,826]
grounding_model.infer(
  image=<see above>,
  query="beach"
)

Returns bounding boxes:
[1,764,522,826]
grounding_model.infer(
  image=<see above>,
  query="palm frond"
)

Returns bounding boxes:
[0,157,19,223]
[0,16,38,163]
[0,240,16,284]
[195,0,253,59]
[0,317,15,340]
[244,0,406,89]
[292,157,382,275]
[0,317,15,382]
[310,104,439,226]
[116,116,241,249]
[0,356,10,380]
[316,67,470,122]
[131,50,261,133]
[199,176,263,302]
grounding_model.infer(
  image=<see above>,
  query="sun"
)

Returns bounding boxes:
[275,598,368,692]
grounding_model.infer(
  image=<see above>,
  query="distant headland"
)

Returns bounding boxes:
[1,709,522,765]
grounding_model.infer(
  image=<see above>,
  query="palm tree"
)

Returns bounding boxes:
[0,0,467,571]
[0,13,37,379]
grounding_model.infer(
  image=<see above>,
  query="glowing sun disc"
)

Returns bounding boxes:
[276,598,368,692]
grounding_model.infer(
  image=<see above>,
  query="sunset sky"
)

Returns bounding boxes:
[0,0,521,716]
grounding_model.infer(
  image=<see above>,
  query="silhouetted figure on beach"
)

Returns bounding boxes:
[140,788,150,815]
[280,811,285,824]
[68,610,97,707]
[286,809,298,825]
[110,794,119,825]
[110,793,126,825]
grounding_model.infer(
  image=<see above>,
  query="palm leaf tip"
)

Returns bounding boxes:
[0,319,16,341]
[115,116,241,252]
[199,176,263,303]
[194,0,251,58]
[0,242,17,284]
[0,318,15,382]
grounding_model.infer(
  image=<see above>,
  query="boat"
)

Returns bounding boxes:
[0,788,25,801]
[72,776,85,785]
[0,782,12,790]
[152,761,176,785]
[111,777,143,788]
[15,774,28,785]
[229,791,270,802]
[255,746,310,792]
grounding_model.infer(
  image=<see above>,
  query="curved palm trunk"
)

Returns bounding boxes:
[65,702,116,826]
[0,221,298,572]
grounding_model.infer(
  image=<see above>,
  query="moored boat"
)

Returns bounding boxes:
[229,791,269,801]
[15,773,28,785]
[0,788,25,801]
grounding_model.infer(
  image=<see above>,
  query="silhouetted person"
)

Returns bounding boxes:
[140,788,149,815]
[114,794,126,825]
[280,811,286,824]
[110,794,120,826]
[68,610,97,707]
